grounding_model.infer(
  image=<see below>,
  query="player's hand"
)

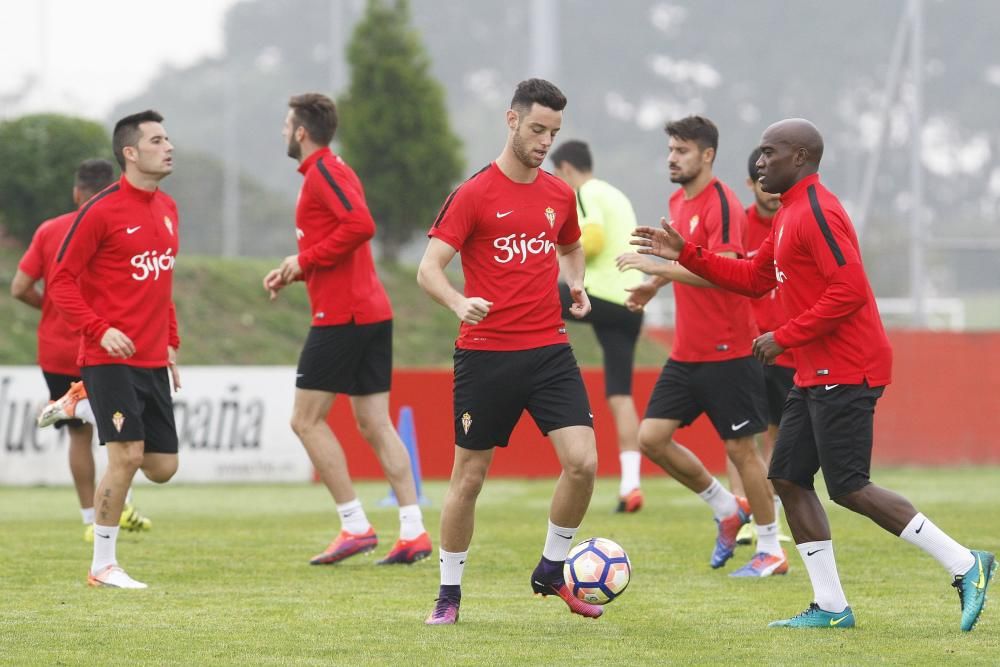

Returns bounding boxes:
[263,268,286,301]
[278,254,303,284]
[631,217,685,260]
[100,327,135,358]
[624,281,660,313]
[752,331,784,364]
[453,297,493,325]
[168,345,181,391]
[567,283,591,319]
[615,252,665,276]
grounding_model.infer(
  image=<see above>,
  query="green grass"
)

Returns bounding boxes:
[0,246,668,367]
[1,469,998,665]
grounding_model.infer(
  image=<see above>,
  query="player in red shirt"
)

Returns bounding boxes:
[419,79,600,625]
[262,93,430,566]
[632,118,995,631]
[48,110,181,590]
[14,159,151,542]
[617,116,785,578]
[730,147,793,547]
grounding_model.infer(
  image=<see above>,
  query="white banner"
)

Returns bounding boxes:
[0,366,312,485]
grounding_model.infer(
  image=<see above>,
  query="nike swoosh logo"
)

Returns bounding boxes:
[830,614,851,626]
[975,555,986,589]
[459,560,466,565]
[731,420,750,431]
[555,533,573,540]
[806,549,824,556]
[126,226,141,234]
[915,519,926,534]
[96,533,111,539]
[496,210,513,218]
[825,384,840,391]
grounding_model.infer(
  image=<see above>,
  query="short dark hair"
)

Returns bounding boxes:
[511,78,567,114]
[75,159,115,196]
[550,140,593,172]
[289,93,338,145]
[112,110,164,169]
[747,147,763,181]
[664,115,719,155]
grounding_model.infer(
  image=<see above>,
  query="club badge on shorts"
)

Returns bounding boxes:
[544,207,556,228]
[112,411,125,433]
[461,411,472,435]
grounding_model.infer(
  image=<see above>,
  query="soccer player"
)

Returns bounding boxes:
[550,140,646,514]
[418,79,601,625]
[632,117,996,631]
[616,116,786,577]
[730,148,793,547]
[48,110,182,589]
[14,159,151,542]
[262,93,430,566]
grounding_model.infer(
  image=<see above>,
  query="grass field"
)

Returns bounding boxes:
[1,469,998,666]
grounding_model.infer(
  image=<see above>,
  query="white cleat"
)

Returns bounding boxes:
[37,381,88,428]
[87,565,148,589]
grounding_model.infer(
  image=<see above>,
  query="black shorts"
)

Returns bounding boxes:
[769,382,885,499]
[453,344,593,450]
[80,365,178,453]
[296,320,392,396]
[41,370,85,429]
[559,283,643,397]
[763,363,796,426]
[644,356,767,440]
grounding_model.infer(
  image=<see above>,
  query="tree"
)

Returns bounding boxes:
[0,114,112,245]
[338,0,464,263]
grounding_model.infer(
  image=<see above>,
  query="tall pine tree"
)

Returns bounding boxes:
[338,0,464,263]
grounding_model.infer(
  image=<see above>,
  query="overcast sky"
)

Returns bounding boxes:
[0,0,239,120]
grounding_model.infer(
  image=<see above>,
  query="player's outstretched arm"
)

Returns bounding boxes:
[417,238,493,325]
[631,217,685,260]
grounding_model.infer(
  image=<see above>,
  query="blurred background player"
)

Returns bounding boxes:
[418,78,601,625]
[263,93,430,566]
[48,110,182,589]
[730,148,793,547]
[635,117,995,632]
[550,140,645,514]
[617,116,786,578]
[15,158,151,542]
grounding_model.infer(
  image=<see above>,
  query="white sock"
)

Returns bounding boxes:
[75,398,95,424]
[439,549,468,586]
[900,512,975,577]
[542,520,578,562]
[91,524,120,574]
[797,540,849,612]
[398,504,425,540]
[336,499,371,535]
[619,451,641,497]
[81,507,95,525]
[755,522,782,556]
[697,478,738,520]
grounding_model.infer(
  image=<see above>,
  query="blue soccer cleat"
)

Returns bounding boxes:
[953,550,997,632]
[711,496,751,568]
[768,603,855,629]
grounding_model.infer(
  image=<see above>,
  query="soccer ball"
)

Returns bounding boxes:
[563,537,631,605]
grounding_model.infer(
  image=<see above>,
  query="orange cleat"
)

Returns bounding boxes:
[309,527,378,565]
[37,381,88,427]
[377,531,432,565]
[615,488,644,514]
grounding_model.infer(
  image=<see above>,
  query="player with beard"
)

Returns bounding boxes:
[632,117,995,631]
[419,79,600,624]
[48,110,181,589]
[617,116,785,578]
[263,93,431,566]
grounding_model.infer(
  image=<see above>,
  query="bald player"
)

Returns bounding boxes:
[631,118,995,632]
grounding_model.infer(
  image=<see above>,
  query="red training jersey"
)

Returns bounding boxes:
[429,162,581,351]
[745,205,793,369]
[678,173,892,388]
[17,212,81,376]
[668,178,757,362]
[294,147,392,326]
[48,176,180,368]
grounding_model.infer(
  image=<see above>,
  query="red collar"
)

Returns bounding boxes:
[298,146,334,175]
[120,174,158,201]
[780,172,821,206]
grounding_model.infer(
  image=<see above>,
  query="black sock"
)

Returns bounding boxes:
[438,584,461,601]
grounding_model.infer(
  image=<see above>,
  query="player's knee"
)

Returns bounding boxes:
[724,438,756,465]
[111,448,145,473]
[637,423,665,457]
[290,413,319,439]
[144,466,177,484]
[770,477,797,501]
[355,414,389,444]
[563,450,597,481]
